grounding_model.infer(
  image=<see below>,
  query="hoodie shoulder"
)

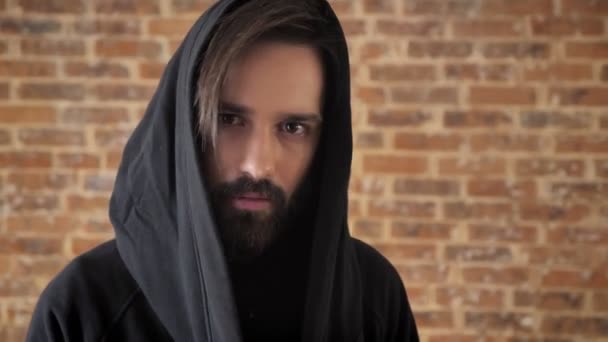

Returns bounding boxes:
[27,240,144,342]
[352,238,419,341]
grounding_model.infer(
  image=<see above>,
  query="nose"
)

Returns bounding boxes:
[239,125,276,180]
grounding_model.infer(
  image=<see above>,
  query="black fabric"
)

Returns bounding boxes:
[26,1,419,341]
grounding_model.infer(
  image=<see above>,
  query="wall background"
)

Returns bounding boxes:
[0,0,607,341]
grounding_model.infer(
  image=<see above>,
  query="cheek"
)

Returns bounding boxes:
[277,139,318,198]
[210,131,246,182]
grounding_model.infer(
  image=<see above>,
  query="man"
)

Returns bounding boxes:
[27,0,419,341]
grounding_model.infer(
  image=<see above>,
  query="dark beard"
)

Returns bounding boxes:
[208,176,289,262]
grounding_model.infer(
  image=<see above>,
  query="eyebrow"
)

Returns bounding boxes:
[220,101,322,123]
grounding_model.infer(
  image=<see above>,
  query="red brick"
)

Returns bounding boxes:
[593,292,608,311]
[57,153,101,169]
[445,64,513,81]
[444,202,513,220]
[0,60,56,77]
[520,111,593,129]
[550,87,608,106]
[84,174,115,192]
[139,62,166,79]
[428,335,479,342]
[566,42,608,58]
[64,62,129,78]
[0,151,51,168]
[18,128,85,146]
[5,194,58,212]
[413,311,454,329]
[360,42,389,61]
[403,0,478,16]
[148,18,193,37]
[7,173,74,191]
[444,111,513,128]
[171,0,213,13]
[437,287,504,308]
[445,245,512,262]
[395,133,463,151]
[84,219,113,234]
[349,176,385,195]
[6,215,78,234]
[523,64,593,81]
[468,179,536,198]
[439,157,507,175]
[67,195,108,211]
[409,41,472,58]
[462,266,529,285]
[602,65,608,82]
[515,159,585,177]
[465,312,534,332]
[92,84,155,101]
[468,224,538,243]
[562,0,608,15]
[354,132,383,149]
[339,19,366,36]
[391,222,454,240]
[391,87,458,105]
[61,107,130,125]
[94,129,132,148]
[543,270,608,289]
[556,135,608,153]
[519,203,590,222]
[363,0,394,13]
[368,110,431,127]
[0,106,56,124]
[21,39,85,56]
[17,0,84,13]
[351,219,384,239]
[483,42,550,59]
[355,87,385,105]
[73,19,140,35]
[349,199,361,217]
[394,179,460,196]
[18,83,85,101]
[71,236,110,255]
[375,20,443,36]
[515,291,584,310]
[363,155,427,174]
[95,39,162,59]
[0,278,37,297]
[404,287,430,306]
[453,20,523,37]
[0,18,61,34]
[326,0,353,15]
[525,247,601,267]
[11,256,68,278]
[596,160,608,178]
[105,150,123,169]
[470,134,541,153]
[0,82,8,98]
[480,0,553,15]
[94,0,160,14]
[0,130,10,144]
[532,17,603,36]
[396,264,449,284]
[547,226,608,245]
[370,64,435,82]
[369,200,435,218]
[375,243,436,261]
[470,86,536,106]
[542,316,608,337]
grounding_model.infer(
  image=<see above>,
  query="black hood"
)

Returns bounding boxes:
[109,0,362,341]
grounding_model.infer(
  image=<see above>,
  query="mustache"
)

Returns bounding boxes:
[215,176,286,205]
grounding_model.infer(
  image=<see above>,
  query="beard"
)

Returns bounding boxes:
[208,176,289,262]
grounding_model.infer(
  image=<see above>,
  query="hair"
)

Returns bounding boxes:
[196,0,339,151]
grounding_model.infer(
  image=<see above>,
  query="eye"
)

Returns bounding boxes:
[281,121,308,136]
[219,113,244,126]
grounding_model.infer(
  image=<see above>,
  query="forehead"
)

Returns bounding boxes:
[221,41,324,114]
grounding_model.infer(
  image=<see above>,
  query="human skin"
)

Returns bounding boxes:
[204,41,324,214]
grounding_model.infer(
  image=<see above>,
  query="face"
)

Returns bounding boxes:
[204,41,323,261]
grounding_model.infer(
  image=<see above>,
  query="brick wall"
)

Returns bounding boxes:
[1,0,607,341]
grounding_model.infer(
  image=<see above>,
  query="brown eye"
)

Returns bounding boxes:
[219,113,243,126]
[281,121,307,135]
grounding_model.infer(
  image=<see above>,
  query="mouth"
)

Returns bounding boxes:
[232,192,271,211]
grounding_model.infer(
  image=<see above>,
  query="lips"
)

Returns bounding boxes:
[232,192,271,211]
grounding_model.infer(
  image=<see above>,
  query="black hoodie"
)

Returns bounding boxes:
[26,1,419,341]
